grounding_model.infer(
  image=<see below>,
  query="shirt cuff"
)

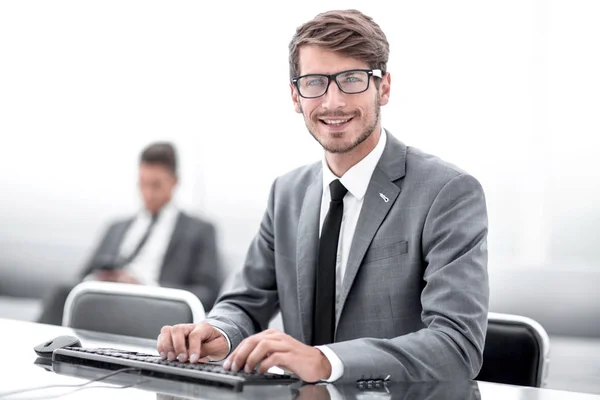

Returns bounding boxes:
[208,325,232,362]
[315,345,344,382]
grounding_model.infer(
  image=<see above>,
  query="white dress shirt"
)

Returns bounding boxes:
[120,202,179,285]
[316,129,387,382]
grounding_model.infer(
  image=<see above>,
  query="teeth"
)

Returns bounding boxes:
[323,119,349,125]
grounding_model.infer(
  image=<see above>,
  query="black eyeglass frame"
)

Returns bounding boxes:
[291,68,383,99]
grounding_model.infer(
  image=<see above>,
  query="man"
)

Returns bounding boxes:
[158,10,489,384]
[38,142,224,325]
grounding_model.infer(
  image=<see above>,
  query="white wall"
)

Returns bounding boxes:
[1,1,599,307]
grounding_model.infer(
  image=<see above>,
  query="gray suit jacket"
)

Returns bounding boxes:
[81,211,224,310]
[208,131,489,383]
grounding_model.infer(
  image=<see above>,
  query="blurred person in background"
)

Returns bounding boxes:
[38,141,224,325]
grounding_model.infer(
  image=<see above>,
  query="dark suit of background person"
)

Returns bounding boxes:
[37,142,224,325]
[78,209,223,308]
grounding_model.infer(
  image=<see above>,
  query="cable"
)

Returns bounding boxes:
[0,367,142,399]
[18,378,150,400]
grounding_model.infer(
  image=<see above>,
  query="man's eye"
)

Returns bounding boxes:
[306,78,326,87]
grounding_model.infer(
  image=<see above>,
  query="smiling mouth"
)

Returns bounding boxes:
[319,117,353,126]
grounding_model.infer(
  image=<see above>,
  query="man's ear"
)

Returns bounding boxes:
[379,72,391,106]
[290,83,302,114]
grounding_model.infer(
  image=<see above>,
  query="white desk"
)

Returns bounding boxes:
[2,318,600,400]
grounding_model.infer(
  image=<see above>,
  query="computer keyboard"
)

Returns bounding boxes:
[52,347,299,392]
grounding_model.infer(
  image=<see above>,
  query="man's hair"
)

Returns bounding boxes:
[288,9,390,80]
[140,142,177,175]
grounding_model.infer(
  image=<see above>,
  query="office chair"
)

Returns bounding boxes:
[62,281,205,339]
[476,312,550,387]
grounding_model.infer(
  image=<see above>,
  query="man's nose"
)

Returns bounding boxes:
[321,81,347,110]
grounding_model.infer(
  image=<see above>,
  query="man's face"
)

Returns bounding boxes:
[138,163,177,215]
[290,45,390,154]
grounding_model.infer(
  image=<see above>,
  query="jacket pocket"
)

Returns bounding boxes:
[363,240,408,265]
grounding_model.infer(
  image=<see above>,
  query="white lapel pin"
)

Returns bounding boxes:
[379,193,389,203]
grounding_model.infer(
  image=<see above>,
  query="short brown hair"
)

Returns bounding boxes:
[288,9,390,80]
[140,142,177,175]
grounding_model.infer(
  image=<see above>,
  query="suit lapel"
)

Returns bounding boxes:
[104,220,132,271]
[113,220,133,252]
[160,211,185,280]
[336,169,401,325]
[335,130,407,327]
[296,169,323,345]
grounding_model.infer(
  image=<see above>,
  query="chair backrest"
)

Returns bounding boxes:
[476,312,550,387]
[63,281,205,339]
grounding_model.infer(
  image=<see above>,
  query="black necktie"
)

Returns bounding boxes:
[122,213,159,266]
[313,179,348,345]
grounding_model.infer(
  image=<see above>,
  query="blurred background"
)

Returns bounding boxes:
[1,0,599,394]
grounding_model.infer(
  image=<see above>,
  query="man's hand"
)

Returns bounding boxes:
[223,329,332,383]
[157,322,229,364]
[94,270,141,284]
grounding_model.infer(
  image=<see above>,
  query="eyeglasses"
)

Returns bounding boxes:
[291,69,382,99]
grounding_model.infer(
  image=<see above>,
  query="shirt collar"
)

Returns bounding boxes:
[139,201,177,222]
[322,128,387,200]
